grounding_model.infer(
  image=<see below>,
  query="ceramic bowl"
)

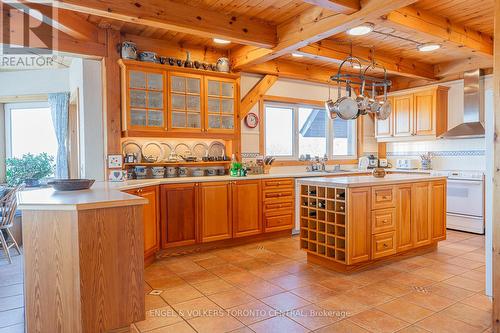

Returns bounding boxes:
[135,166,147,178]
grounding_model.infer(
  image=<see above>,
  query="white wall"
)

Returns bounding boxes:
[385,76,489,171]
[240,73,377,172]
[0,68,69,96]
[69,59,105,181]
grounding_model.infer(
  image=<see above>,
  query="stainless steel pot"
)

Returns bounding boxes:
[332,83,358,120]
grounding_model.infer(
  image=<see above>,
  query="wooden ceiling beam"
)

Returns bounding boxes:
[295,40,436,79]
[301,0,360,14]
[51,0,276,48]
[245,60,333,84]
[232,0,418,70]
[0,3,106,57]
[434,57,493,78]
[385,5,493,57]
[9,1,100,41]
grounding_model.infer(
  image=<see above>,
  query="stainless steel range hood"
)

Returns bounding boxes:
[440,69,485,139]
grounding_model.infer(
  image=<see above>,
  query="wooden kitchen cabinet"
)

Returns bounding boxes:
[160,183,198,248]
[430,180,447,241]
[205,76,237,134]
[199,182,232,242]
[262,178,295,232]
[120,64,168,136]
[347,187,371,264]
[126,186,160,263]
[412,182,432,247]
[375,86,448,141]
[168,72,203,133]
[232,180,262,238]
[393,94,414,137]
[395,184,413,252]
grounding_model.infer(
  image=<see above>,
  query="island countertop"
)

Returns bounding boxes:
[296,173,446,188]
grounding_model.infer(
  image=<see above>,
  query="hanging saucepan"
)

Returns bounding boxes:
[355,79,369,115]
[377,68,392,120]
[330,56,362,120]
[367,82,381,114]
[332,82,358,120]
[325,80,337,119]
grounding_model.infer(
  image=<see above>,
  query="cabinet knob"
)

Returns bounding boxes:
[383,243,388,248]
[383,219,388,223]
[382,196,387,199]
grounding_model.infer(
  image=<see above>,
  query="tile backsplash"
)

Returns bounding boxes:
[386,138,485,171]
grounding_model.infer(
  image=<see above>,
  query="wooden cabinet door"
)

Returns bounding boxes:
[414,90,435,136]
[160,183,198,248]
[347,187,371,264]
[124,68,167,134]
[232,180,262,238]
[412,182,431,247]
[430,180,447,241]
[200,182,232,242]
[375,97,393,138]
[395,184,413,252]
[168,72,203,133]
[204,76,237,134]
[393,94,414,137]
[126,186,160,259]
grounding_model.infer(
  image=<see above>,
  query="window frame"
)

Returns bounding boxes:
[262,97,358,162]
[5,101,51,158]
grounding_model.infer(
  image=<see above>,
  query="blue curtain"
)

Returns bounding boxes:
[48,92,70,179]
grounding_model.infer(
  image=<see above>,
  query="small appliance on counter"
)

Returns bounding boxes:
[395,158,420,170]
[358,156,369,170]
[378,158,391,168]
[367,155,378,169]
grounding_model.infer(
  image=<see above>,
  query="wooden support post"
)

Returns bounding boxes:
[493,1,500,330]
[240,75,278,118]
[378,143,387,159]
[103,29,122,167]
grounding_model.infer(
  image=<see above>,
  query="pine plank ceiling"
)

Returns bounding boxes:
[68,0,494,80]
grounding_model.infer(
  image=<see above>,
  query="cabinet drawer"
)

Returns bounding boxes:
[372,186,395,209]
[372,208,396,234]
[264,200,294,212]
[263,178,294,189]
[264,213,293,232]
[263,189,294,201]
[372,231,396,259]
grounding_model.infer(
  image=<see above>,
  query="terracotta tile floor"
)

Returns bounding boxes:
[0,230,491,333]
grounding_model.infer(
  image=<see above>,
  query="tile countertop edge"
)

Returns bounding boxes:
[295,174,447,188]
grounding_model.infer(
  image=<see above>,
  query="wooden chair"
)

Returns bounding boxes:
[0,185,23,264]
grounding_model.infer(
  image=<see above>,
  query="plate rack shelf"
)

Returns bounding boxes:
[299,184,347,263]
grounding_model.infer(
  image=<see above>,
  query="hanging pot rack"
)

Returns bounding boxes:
[329,56,392,88]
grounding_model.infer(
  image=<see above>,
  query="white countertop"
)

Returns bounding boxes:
[16,168,434,210]
[17,187,147,211]
[296,173,446,188]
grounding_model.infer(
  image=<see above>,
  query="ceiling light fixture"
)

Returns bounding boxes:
[417,43,441,52]
[292,53,304,58]
[346,23,374,36]
[213,38,231,45]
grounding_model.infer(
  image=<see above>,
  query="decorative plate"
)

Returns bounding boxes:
[192,142,209,160]
[244,112,259,128]
[159,142,173,161]
[122,140,142,162]
[208,141,225,158]
[141,142,163,163]
[174,143,192,158]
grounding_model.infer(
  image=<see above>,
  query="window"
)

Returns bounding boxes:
[264,101,357,160]
[5,102,57,159]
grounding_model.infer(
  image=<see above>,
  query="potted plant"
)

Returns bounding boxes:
[6,153,55,187]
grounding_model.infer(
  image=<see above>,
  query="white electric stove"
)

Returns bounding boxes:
[431,170,485,234]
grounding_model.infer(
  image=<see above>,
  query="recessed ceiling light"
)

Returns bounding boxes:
[292,53,304,58]
[213,38,231,45]
[346,23,374,36]
[417,43,441,52]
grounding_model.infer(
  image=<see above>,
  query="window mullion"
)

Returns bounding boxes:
[293,106,299,159]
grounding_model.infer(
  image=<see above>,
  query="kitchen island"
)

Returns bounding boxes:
[296,174,447,272]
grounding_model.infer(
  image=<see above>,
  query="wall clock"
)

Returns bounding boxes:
[244,112,259,128]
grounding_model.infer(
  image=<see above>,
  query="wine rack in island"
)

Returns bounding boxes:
[299,184,347,263]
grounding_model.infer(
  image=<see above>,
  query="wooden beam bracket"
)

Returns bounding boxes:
[240,75,278,117]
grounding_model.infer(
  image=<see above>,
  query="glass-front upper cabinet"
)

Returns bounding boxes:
[168,73,203,132]
[205,77,236,133]
[127,69,167,132]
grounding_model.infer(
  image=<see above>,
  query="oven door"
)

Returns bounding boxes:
[447,179,484,217]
